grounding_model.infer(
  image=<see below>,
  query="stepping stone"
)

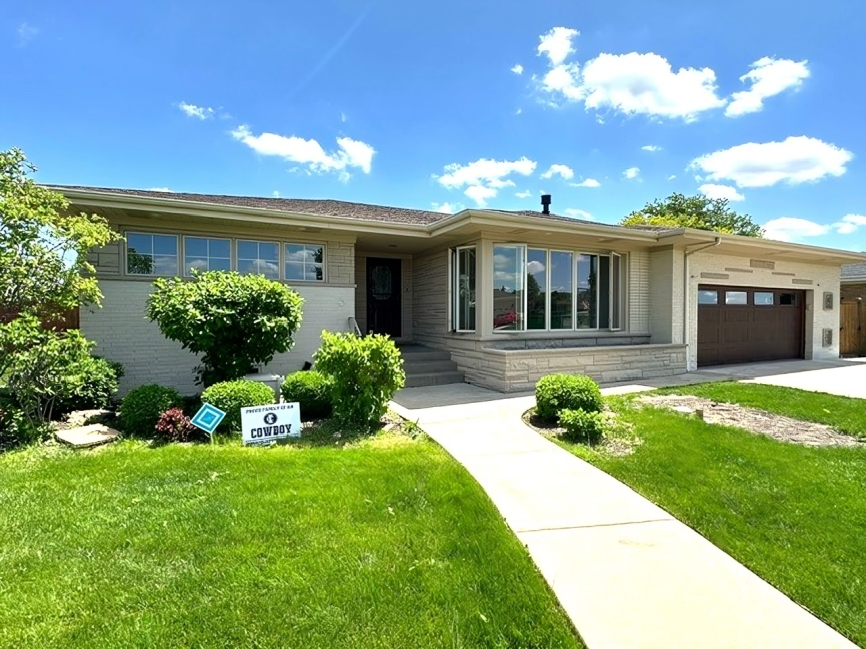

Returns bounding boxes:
[55,424,120,448]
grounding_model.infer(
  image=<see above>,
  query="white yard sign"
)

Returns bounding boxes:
[241,402,301,446]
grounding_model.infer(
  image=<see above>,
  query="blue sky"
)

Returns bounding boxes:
[3,0,864,250]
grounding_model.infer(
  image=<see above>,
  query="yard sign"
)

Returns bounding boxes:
[241,403,301,446]
[190,403,227,435]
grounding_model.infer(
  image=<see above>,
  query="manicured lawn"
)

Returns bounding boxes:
[657,381,866,439]
[562,384,866,646]
[0,433,581,648]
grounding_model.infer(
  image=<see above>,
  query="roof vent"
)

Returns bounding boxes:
[541,194,552,215]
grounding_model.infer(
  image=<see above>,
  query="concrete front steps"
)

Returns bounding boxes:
[399,344,466,388]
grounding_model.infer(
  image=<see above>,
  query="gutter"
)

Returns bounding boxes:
[683,237,721,363]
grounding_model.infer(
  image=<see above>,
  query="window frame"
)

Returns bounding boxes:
[284,242,326,283]
[452,245,477,332]
[490,244,626,334]
[236,239,281,280]
[182,235,232,277]
[124,231,179,277]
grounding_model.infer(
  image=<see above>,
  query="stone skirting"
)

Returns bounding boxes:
[448,343,687,392]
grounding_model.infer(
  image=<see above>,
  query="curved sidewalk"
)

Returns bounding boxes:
[391,384,858,649]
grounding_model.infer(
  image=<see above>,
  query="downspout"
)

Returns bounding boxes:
[683,237,721,368]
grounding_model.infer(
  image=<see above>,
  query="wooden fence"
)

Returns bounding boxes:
[840,300,866,357]
[0,308,79,332]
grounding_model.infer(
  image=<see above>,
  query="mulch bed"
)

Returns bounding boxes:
[638,394,863,448]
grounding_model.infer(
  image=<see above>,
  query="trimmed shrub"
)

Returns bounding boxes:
[281,371,333,421]
[201,379,275,433]
[558,408,605,444]
[119,384,183,437]
[535,374,603,423]
[314,332,405,429]
[154,407,197,443]
[146,271,304,385]
[54,357,124,415]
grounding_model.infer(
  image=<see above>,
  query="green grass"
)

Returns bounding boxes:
[0,433,581,649]
[656,381,866,439]
[562,384,866,646]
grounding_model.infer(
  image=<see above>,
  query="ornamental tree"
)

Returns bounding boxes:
[146,271,304,385]
[0,147,121,316]
[620,193,764,237]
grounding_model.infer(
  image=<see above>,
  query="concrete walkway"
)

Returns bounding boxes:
[391,383,859,649]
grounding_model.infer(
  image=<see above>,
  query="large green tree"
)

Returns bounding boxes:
[620,193,764,237]
[0,147,120,317]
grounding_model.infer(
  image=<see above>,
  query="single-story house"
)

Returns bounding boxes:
[842,263,866,301]
[56,186,866,395]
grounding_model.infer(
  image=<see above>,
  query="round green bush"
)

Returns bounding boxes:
[558,408,606,444]
[119,384,183,437]
[201,380,275,433]
[281,371,333,421]
[535,374,603,423]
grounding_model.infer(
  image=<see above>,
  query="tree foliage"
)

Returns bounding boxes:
[0,147,121,316]
[620,193,764,237]
[146,271,304,385]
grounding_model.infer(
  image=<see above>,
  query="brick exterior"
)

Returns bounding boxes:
[686,251,842,369]
[81,280,354,396]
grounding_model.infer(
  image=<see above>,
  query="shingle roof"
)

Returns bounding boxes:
[53,185,625,230]
[54,186,447,225]
[842,263,866,279]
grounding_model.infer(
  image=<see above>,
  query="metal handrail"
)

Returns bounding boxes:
[348,316,362,337]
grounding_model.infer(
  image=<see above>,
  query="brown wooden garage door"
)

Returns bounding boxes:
[697,286,805,367]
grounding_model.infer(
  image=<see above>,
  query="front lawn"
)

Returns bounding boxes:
[0,433,581,648]
[563,384,866,646]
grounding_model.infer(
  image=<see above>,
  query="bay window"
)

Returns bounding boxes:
[489,244,624,333]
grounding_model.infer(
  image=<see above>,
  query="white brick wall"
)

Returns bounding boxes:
[628,250,650,334]
[685,252,841,370]
[81,280,354,395]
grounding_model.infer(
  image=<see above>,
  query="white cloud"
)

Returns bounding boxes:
[698,183,745,202]
[579,53,726,121]
[17,22,39,45]
[668,174,677,180]
[532,27,727,121]
[726,57,810,117]
[464,185,498,207]
[691,136,853,188]
[431,201,464,214]
[763,217,830,242]
[642,145,662,152]
[436,157,537,206]
[148,187,173,192]
[538,27,579,66]
[511,64,524,75]
[623,167,640,180]
[540,164,574,180]
[231,125,376,176]
[835,214,866,235]
[570,178,600,188]
[272,190,281,198]
[515,190,533,198]
[564,208,593,220]
[527,260,546,274]
[179,102,215,120]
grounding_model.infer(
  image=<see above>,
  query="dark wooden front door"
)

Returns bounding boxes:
[697,285,805,367]
[366,257,402,338]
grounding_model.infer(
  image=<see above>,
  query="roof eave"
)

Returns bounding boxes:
[54,186,433,238]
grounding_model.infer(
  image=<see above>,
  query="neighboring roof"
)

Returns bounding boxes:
[842,263,866,281]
